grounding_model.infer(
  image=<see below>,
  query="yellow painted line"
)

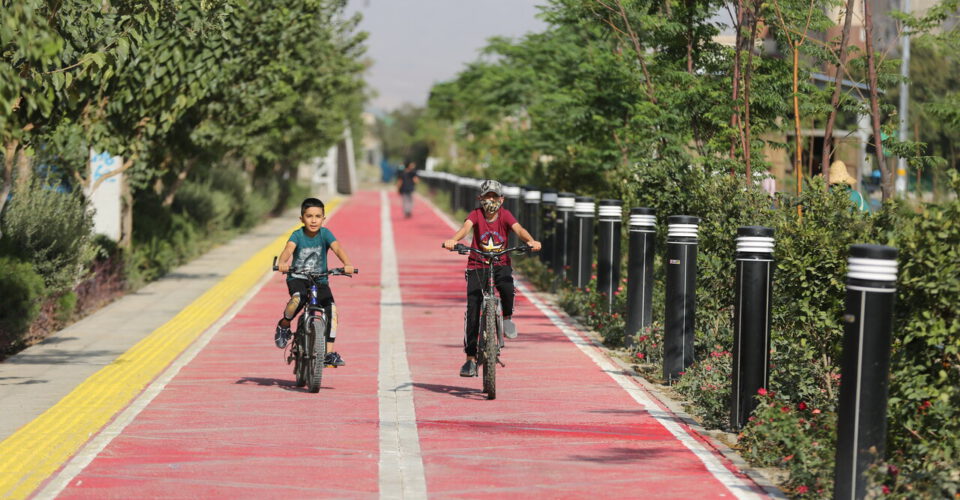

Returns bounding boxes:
[0,199,341,499]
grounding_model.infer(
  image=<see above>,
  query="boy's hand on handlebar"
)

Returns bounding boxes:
[278,262,290,273]
[442,239,458,250]
[527,240,542,252]
[343,265,355,275]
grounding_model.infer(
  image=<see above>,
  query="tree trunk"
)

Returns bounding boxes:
[0,139,19,222]
[15,146,33,191]
[119,174,134,249]
[792,48,803,201]
[821,0,857,183]
[729,0,746,167]
[863,0,893,200]
[743,6,760,184]
[161,159,196,208]
[272,161,290,216]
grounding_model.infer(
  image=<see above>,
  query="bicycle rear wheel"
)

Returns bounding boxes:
[481,302,499,399]
[307,315,327,393]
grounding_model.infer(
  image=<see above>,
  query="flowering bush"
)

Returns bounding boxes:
[631,322,665,367]
[737,389,837,498]
[673,346,734,429]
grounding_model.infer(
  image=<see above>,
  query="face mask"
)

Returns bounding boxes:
[480,198,502,215]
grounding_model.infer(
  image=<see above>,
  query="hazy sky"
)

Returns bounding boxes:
[346,1,548,112]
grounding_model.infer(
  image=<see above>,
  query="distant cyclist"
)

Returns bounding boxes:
[274,198,355,367]
[442,180,541,377]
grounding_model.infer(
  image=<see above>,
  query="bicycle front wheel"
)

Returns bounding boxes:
[481,302,499,399]
[294,321,307,388]
[307,315,327,393]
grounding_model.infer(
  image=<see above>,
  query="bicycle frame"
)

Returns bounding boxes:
[271,259,358,392]
[448,243,530,399]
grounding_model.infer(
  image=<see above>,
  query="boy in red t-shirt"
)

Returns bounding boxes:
[443,180,542,377]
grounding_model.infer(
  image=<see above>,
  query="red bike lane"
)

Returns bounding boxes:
[393,193,765,499]
[42,190,767,499]
[53,192,385,499]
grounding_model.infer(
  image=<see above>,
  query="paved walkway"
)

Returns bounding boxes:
[0,191,773,499]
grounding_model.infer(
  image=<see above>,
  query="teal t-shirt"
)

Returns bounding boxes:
[288,227,337,282]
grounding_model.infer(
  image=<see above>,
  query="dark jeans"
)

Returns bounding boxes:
[285,278,336,342]
[463,266,514,357]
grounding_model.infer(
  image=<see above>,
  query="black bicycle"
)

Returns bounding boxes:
[446,243,532,400]
[273,258,358,393]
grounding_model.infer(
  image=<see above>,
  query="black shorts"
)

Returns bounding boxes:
[286,278,334,323]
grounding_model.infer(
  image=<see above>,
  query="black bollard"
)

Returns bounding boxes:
[730,226,775,430]
[834,244,899,500]
[625,208,657,344]
[540,189,558,266]
[459,176,474,214]
[597,200,623,311]
[450,175,461,214]
[554,193,576,277]
[568,197,595,289]
[523,186,541,241]
[663,215,699,383]
[503,183,522,247]
[466,178,480,213]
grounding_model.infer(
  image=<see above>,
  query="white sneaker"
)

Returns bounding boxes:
[503,319,518,339]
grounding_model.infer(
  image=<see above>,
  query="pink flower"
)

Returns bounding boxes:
[780,406,790,413]
[882,486,891,494]
[812,409,821,414]
[757,388,768,396]
[796,485,808,494]
[636,352,645,359]
[704,365,713,371]
[638,335,649,342]
[782,454,794,462]
[798,401,808,410]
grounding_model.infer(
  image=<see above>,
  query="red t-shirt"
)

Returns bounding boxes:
[466,207,518,269]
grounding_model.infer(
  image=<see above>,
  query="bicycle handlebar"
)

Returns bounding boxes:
[442,242,535,258]
[272,256,358,277]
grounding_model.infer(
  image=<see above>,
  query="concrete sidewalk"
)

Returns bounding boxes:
[0,208,303,441]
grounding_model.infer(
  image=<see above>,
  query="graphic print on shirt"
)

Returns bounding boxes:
[479,231,506,253]
[292,246,326,278]
[472,230,508,267]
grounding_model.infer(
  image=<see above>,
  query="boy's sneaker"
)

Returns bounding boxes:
[325,351,345,367]
[274,323,292,349]
[503,319,518,339]
[459,359,478,377]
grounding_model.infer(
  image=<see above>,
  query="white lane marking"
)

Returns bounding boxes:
[426,195,763,499]
[35,269,276,499]
[379,190,428,499]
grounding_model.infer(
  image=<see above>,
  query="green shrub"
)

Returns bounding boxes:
[0,177,96,292]
[173,181,233,230]
[55,291,77,323]
[674,344,734,429]
[738,389,837,497]
[875,172,960,498]
[0,256,46,348]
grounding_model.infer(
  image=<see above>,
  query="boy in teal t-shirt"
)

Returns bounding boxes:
[274,198,355,366]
